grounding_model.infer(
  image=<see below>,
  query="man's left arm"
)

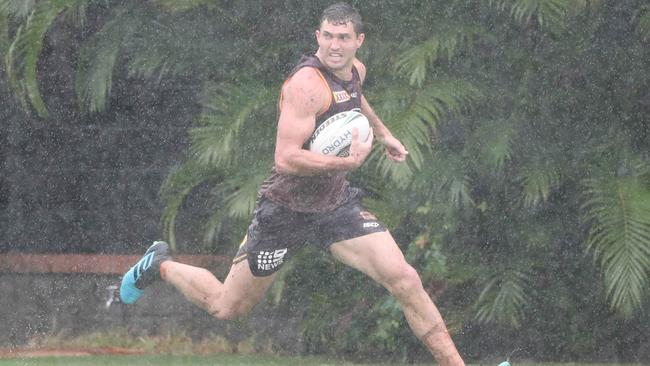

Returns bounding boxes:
[360,96,408,162]
[354,58,408,163]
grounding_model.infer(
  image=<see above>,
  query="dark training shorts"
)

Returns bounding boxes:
[233,193,387,277]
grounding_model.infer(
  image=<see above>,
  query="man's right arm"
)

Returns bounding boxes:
[274,68,373,176]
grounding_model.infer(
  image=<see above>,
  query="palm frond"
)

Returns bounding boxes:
[220,171,267,220]
[5,0,95,117]
[75,4,141,112]
[160,160,220,251]
[583,171,650,316]
[435,152,475,208]
[471,118,515,176]
[0,9,8,59]
[125,9,231,81]
[200,170,267,249]
[474,269,532,327]
[77,4,232,112]
[0,0,35,19]
[633,4,650,41]
[162,80,276,249]
[518,161,560,208]
[365,109,431,188]
[360,192,411,231]
[391,148,475,211]
[5,0,76,117]
[369,79,482,187]
[199,207,230,250]
[395,22,484,87]
[447,174,475,208]
[190,81,276,169]
[487,0,597,29]
[151,0,218,13]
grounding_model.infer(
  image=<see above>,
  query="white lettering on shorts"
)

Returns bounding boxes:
[363,222,380,229]
[257,248,288,271]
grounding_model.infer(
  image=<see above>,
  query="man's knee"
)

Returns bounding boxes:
[384,264,424,299]
[207,298,252,321]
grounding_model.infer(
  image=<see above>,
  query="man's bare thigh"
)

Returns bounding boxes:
[219,260,277,311]
[329,231,407,283]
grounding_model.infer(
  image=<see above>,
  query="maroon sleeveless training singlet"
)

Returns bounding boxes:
[258,55,364,213]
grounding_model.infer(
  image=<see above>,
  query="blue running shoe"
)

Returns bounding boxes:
[120,241,171,304]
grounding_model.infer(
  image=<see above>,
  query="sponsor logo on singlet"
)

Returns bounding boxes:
[257,248,288,271]
[333,90,351,103]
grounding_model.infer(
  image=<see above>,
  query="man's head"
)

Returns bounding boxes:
[316,3,365,72]
[320,2,364,35]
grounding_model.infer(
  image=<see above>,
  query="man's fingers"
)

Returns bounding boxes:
[351,127,359,141]
[387,143,408,162]
[366,127,374,144]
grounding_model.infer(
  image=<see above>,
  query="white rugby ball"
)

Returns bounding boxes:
[308,110,371,157]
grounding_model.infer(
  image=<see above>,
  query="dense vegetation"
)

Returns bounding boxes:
[1,0,649,362]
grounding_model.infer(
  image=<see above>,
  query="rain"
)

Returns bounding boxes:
[0,1,649,365]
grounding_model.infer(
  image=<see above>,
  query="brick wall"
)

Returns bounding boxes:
[0,255,303,353]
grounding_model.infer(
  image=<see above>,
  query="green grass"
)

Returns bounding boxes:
[0,354,356,366]
[0,357,642,366]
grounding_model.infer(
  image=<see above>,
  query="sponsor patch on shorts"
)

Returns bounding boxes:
[256,248,288,271]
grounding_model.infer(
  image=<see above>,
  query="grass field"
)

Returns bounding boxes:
[0,356,641,366]
[0,354,357,366]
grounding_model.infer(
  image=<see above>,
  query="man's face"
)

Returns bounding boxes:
[316,19,365,71]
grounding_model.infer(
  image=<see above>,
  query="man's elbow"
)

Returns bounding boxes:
[275,156,296,175]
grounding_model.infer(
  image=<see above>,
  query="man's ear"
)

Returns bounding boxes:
[356,33,365,48]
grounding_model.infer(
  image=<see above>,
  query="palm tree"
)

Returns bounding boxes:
[160,80,278,250]
[2,0,650,359]
[377,0,650,326]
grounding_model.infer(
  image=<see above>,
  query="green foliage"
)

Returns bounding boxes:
[160,160,221,251]
[583,158,650,317]
[152,0,219,13]
[3,0,650,361]
[634,4,650,40]
[487,0,598,29]
[395,22,484,87]
[0,8,8,59]
[474,270,532,327]
[190,82,277,169]
[367,80,482,188]
[471,118,515,175]
[75,4,141,112]
[5,0,69,116]
[0,0,35,19]
[518,160,561,208]
[160,79,276,250]
[76,3,237,113]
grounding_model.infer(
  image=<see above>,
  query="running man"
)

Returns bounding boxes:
[120,3,465,365]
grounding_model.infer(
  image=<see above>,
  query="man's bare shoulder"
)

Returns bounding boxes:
[282,67,329,112]
[353,58,367,83]
[285,67,328,91]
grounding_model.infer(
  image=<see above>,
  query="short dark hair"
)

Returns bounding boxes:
[320,2,364,35]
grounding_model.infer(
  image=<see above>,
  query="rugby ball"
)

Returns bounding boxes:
[308,110,371,157]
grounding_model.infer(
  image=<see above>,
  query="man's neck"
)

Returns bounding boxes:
[314,53,353,81]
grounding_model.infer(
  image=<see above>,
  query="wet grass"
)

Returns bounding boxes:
[0,356,641,366]
[0,354,351,366]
